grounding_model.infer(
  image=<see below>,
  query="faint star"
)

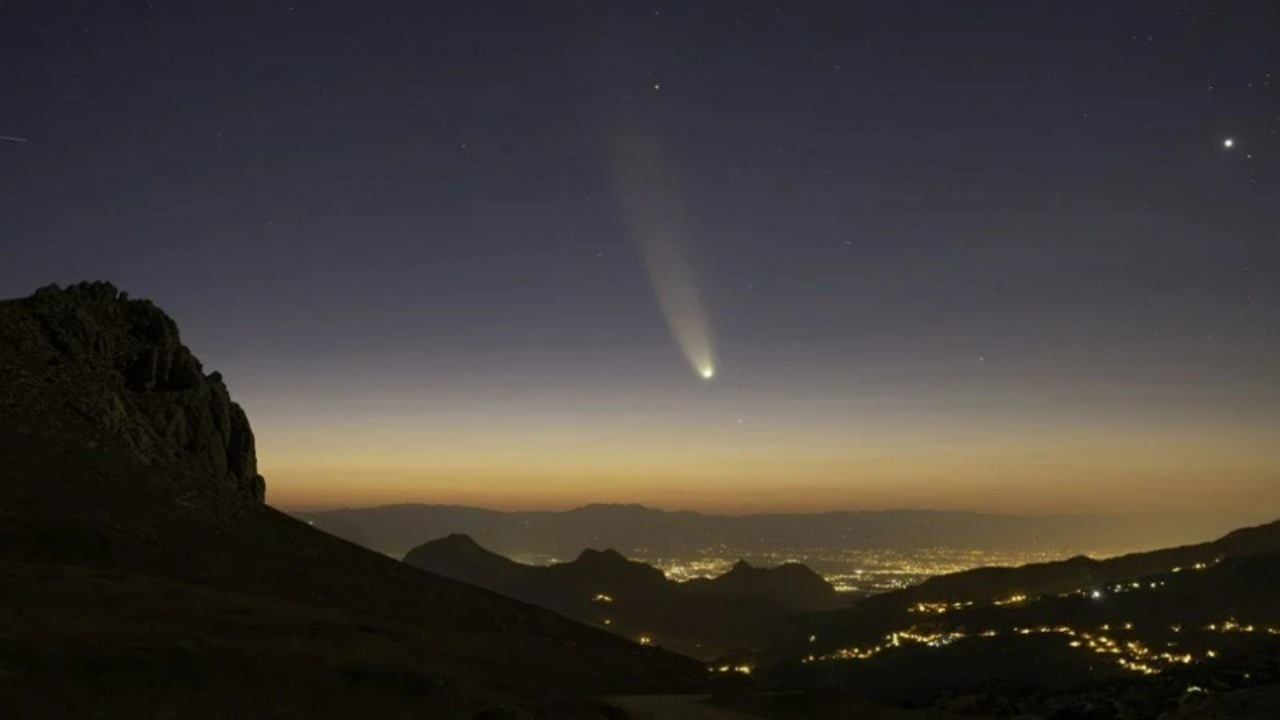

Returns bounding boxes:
[653,83,660,90]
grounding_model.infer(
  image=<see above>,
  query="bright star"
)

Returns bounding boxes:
[1223,138,1235,149]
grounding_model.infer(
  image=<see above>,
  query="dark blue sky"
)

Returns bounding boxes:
[2,1,1278,513]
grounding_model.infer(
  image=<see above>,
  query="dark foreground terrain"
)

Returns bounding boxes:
[0,283,707,719]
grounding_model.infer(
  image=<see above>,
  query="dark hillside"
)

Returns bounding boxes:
[0,282,704,719]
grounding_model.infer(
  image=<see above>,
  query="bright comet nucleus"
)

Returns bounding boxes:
[700,366,715,380]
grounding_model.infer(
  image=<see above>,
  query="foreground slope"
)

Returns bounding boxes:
[0,283,704,719]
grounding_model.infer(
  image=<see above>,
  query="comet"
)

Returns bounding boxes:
[609,118,716,381]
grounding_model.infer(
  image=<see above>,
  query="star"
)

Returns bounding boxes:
[1223,138,1235,149]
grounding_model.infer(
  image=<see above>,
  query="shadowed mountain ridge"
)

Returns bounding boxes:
[0,282,705,719]
[404,533,842,661]
[297,502,1258,559]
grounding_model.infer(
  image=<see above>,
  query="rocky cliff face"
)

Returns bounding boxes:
[0,281,265,505]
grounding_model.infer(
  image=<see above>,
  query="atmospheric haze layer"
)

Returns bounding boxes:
[609,120,716,381]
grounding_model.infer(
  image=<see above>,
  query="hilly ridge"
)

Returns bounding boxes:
[757,516,1280,716]
[298,502,1249,558]
[405,534,842,661]
[0,282,705,719]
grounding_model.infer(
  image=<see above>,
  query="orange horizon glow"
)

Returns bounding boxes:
[229,345,1280,521]
[259,415,1280,515]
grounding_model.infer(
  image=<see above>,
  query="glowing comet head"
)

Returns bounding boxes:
[699,365,715,380]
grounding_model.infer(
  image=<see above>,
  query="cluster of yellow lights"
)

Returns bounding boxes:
[1046,627,1193,676]
[1206,619,1280,635]
[648,546,1073,592]
[637,634,654,646]
[591,593,614,603]
[806,561,1261,678]
[806,628,968,661]
[910,600,974,614]
[804,618,1268,676]
[713,664,753,675]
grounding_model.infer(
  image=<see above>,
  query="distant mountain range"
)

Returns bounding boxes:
[403,534,843,660]
[294,502,1257,559]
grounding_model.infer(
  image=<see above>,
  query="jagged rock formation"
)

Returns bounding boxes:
[0,281,264,505]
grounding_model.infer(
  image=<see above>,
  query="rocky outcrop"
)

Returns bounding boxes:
[1,281,265,505]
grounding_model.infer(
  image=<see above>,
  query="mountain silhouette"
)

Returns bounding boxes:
[404,534,843,660]
[0,282,705,719]
[299,502,1249,558]
[402,532,534,589]
[685,560,840,614]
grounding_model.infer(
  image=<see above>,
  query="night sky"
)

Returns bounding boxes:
[2,2,1278,516]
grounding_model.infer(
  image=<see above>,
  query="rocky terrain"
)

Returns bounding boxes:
[0,281,264,508]
[0,282,708,719]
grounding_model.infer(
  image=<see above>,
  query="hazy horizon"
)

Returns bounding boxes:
[282,498,1277,525]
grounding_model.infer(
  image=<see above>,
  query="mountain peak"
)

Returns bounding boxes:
[575,547,630,564]
[437,532,483,548]
[0,281,265,508]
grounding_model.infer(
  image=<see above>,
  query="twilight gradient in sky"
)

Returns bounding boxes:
[2,2,1278,515]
